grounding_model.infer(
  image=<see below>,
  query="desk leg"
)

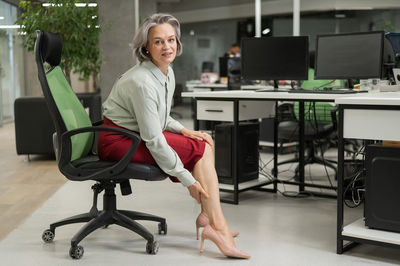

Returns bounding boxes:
[194,99,199,131]
[299,101,305,192]
[337,106,344,254]
[273,102,278,192]
[232,100,239,204]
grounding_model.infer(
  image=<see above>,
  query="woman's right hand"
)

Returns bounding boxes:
[188,181,209,203]
[181,128,214,149]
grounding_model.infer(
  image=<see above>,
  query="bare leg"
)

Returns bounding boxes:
[192,143,234,245]
[192,144,249,258]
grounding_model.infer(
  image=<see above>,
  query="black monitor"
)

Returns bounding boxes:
[241,36,309,80]
[385,33,400,58]
[227,57,241,89]
[315,31,384,80]
[219,57,228,77]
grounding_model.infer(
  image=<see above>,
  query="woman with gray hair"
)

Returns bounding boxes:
[98,13,249,259]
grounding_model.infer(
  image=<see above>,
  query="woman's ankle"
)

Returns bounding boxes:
[210,221,230,233]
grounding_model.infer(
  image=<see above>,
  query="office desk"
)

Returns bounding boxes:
[186,83,227,91]
[335,92,400,254]
[185,83,289,92]
[182,90,351,204]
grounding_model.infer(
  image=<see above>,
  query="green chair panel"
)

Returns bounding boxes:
[46,66,93,161]
[294,69,344,123]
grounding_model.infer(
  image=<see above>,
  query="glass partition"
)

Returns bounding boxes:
[0,1,25,125]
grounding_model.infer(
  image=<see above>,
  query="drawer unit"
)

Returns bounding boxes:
[197,100,274,122]
[343,109,400,141]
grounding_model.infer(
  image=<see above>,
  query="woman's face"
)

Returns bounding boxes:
[146,23,177,71]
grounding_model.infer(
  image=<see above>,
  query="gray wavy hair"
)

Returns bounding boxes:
[133,13,183,62]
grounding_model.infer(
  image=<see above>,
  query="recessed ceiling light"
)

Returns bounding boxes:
[0,25,21,29]
[42,2,97,7]
[262,28,270,35]
[0,16,5,20]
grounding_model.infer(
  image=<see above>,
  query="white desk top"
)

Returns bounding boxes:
[241,85,292,90]
[335,92,400,106]
[185,84,291,90]
[186,83,227,88]
[182,90,357,101]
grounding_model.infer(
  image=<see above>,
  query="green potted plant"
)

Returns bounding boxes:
[16,0,102,91]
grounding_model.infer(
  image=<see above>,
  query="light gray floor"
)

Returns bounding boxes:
[1,104,400,265]
[1,153,400,265]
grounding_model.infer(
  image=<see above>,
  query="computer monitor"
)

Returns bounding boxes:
[241,36,309,81]
[227,57,241,89]
[385,33,400,59]
[315,31,384,80]
[219,57,228,77]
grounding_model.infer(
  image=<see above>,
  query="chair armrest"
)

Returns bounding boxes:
[59,126,141,181]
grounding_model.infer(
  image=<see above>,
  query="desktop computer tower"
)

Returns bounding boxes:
[215,122,259,184]
[365,144,400,233]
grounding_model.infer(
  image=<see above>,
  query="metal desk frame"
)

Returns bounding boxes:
[337,103,400,254]
[189,92,339,204]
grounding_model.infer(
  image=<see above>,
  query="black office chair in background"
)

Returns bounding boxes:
[277,103,338,180]
[35,30,168,259]
[201,61,214,72]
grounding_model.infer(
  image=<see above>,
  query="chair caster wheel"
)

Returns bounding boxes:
[69,245,84,259]
[158,222,167,235]
[146,241,159,255]
[42,229,55,243]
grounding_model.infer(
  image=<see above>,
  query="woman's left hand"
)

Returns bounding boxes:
[181,128,214,149]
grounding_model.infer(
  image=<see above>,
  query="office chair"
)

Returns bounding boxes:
[201,61,214,72]
[35,30,167,259]
[277,69,340,178]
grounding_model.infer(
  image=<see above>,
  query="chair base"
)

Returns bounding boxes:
[43,182,166,259]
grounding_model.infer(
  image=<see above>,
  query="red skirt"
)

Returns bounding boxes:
[98,117,206,183]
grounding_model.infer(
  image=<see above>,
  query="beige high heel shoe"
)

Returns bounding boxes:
[200,225,250,259]
[196,212,239,240]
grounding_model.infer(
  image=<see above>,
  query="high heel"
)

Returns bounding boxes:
[196,213,239,240]
[200,225,250,259]
[196,212,209,240]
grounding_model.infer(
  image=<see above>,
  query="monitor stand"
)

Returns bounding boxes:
[347,79,354,89]
[273,80,279,89]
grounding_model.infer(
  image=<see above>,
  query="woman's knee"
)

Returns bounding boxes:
[203,142,213,158]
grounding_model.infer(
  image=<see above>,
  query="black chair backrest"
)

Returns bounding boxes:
[34,30,66,145]
[202,61,214,72]
[34,30,94,163]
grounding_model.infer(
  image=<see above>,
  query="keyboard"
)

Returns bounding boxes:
[288,89,368,94]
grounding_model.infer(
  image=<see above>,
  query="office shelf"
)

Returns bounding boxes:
[259,140,298,147]
[343,218,400,246]
[219,175,272,192]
